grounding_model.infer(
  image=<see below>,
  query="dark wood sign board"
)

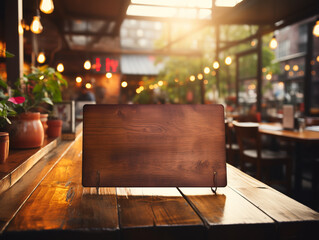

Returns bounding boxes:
[82,104,227,187]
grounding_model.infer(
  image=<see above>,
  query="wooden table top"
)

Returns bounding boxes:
[1,133,319,240]
[258,123,319,141]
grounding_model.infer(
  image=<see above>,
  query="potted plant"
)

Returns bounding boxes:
[8,65,67,148]
[0,78,25,162]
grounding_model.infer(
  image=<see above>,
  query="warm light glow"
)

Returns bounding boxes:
[248,84,256,90]
[149,85,154,89]
[40,0,54,14]
[190,75,196,82]
[174,78,179,83]
[278,82,284,89]
[76,77,82,83]
[211,71,216,76]
[262,67,267,73]
[131,0,212,8]
[215,0,242,7]
[204,67,210,74]
[85,83,92,89]
[30,16,43,34]
[313,20,319,37]
[316,56,319,62]
[106,72,112,78]
[39,75,44,80]
[128,0,213,19]
[197,73,203,80]
[121,81,128,88]
[37,52,46,63]
[204,79,208,84]
[57,63,64,72]
[288,71,294,77]
[18,22,24,35]
[158,80,164,86]
[284,64,290,71]
[225,56,232,65]
[269,35,278,49]
[84,60,91,70]
[266,73,272,80]
[251,40,256,47]
[213,61,219,69]
[293,65,299,71]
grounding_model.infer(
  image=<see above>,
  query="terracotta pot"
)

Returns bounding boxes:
[8,112,44,149]
[0,132,9,164]
[47,119,63,138]
[40,113,49,137]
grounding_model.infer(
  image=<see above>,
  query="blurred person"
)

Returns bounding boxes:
[77,85,96,102]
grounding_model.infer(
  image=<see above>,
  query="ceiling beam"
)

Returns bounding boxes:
[112,0,131,37]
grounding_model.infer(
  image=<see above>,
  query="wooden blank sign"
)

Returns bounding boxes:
[82,104,227,187]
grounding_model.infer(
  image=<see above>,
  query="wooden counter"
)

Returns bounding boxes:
[0,133,319,239]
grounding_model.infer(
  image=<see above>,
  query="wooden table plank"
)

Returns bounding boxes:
[0,138,59,195]
[227,164,319,239]
[117,187,205,240]
[179,187,276,239]
[0,139,76,233]
[4,135,119,240]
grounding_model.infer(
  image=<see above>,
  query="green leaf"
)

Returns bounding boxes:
[5,51,15,58]
[42,97,53,105]
[0,79,7,89]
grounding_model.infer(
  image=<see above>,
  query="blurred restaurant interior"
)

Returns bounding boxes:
[1,0,319,238]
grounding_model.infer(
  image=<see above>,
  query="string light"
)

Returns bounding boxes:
[269,35,278,49]
[30,16,43,34]
[85,83,92,89]
[197,73,203,80]
[204,67,210,74]
[190,75,195,82]
[76,77,82,83]
[225,56,232,65]
[121,81,128,88]
[37,52,46,63]
[106,72,112,78]
[84,60,91,70]
[40,0,54,14]
[57,63,64,72]
[313,20,319,37]
[213,61,219,69]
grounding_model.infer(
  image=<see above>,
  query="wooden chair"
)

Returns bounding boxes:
[225,121,239,166]
[233,121,292,191]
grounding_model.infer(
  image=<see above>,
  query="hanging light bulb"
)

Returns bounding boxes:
[57,63,64,72]
[313,20,319,37]
[213,61,220,70]
[84,60,91,70]
[40,0,54,14]
[30,16,43,34]
[225,56,232,65]
[269,35,278,49]
[37,52,46,63]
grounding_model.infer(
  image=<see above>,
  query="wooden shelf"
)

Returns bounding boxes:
[0,122,83,195]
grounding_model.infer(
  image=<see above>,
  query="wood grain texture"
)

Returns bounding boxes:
[179,187,276,239]
[5,136,119,239]
[0,139,75,233]
[117,187,205,240]
[227,164,319,239]
[83,104,226,187]
[0,138,59,195]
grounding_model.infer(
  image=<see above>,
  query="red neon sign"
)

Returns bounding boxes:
[94,57,119,73]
